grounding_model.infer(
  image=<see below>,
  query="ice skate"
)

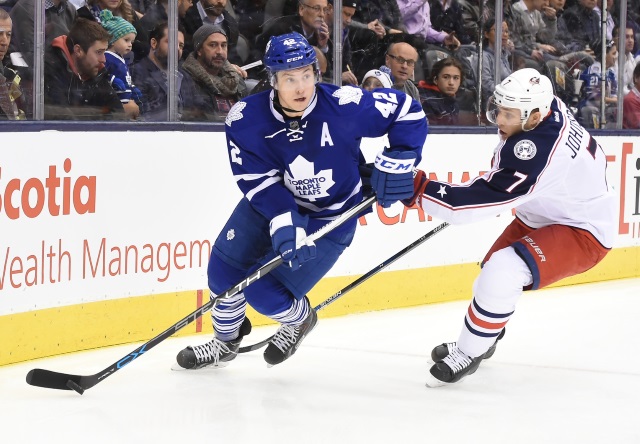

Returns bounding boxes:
[430,328,505,363]
[264,303,318,367]
[425,345,486,387]
[174,317,251,370]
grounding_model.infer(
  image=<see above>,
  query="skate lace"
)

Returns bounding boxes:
[192,338,232,365]
[442,347,473,374]
[271,324,300,353]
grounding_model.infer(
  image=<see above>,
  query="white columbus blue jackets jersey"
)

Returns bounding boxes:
[224,83,428,222]
[419,97,616,248]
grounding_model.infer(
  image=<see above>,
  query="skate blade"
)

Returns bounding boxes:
[425,372,448,388]
[170,361,231,371]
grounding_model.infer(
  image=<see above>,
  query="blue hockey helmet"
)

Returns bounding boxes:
[264,32,320,86]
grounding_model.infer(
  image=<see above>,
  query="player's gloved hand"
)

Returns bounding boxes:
[370,150,417,208]
[401,168,429,207]
[270,211,317,271]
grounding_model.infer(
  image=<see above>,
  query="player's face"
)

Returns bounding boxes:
[362,77,384,91]
[486,98,524,139]
[434,65,461,97]
[75,40,108,79]
[275,65,316,117]
[0,18,11,61]
[197,33,227,72]
[111,32,135,56]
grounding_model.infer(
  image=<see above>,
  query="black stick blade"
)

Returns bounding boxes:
[26,369,83,392]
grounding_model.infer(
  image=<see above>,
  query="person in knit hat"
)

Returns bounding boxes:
[100,9,141,120]
[361,68,393,91]
[181,24,247,121]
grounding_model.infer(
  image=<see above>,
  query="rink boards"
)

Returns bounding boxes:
[1,131,639,365]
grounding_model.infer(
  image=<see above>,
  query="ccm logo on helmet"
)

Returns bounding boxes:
[287,55,303,63]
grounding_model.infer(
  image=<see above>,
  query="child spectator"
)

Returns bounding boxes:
[361,68,393,91]
[100,9,142,120]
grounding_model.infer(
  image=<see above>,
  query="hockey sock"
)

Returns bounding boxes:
[457,247,532,357]
[269,296,310,325]
[211,290,247,342]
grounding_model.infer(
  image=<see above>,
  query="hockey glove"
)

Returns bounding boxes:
[370,150,417,208]
[401,169,429,207]
[270,211,317,271]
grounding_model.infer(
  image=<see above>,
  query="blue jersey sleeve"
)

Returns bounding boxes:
[351,87,428,164]
[225,101,298,221]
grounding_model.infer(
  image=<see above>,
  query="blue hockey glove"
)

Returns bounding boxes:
[270,211,317,271]
[370,150,417,208]
[401,168,429,207]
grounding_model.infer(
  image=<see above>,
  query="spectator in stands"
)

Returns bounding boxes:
[9,0,77,70]
[100,10,141,120]
[622,61,640,128]
[183,0,241,64]
[44,18,125,120]
[78,0,146,60]
[562,0,600,55]
[384,41,419,100]
[181,24,247,121]
[135,0,192,51]
[8,0,77,118]
[618,24,639,95]
[593,0,614,42]
[578,39,618,128]
[429,0,473,46]
[132,22,197,120]
[510,0,558,68]
[323,0,358,85]
[360,68,392,91]
[396,0,460,51]
[255,0,329,54]
[418,56,463,125]
[129,0,153,14]
[352,0,406,36]
[481,17,513,107]
[0,8,26,120]
[0,0,17,12]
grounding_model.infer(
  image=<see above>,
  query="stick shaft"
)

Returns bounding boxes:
[239,221,450,353]
[26,196,375,393]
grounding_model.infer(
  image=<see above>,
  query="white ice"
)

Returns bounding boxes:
[1,278,639,444]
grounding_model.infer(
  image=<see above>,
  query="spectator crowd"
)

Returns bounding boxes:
[1,0,639,128]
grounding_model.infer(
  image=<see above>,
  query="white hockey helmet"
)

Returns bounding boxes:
[487,68,554,123]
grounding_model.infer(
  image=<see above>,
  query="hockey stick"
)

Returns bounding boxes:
[238,221,451,353]
[25,195,376,395]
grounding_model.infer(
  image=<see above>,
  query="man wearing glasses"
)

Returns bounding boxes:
[384,42,420,100]
[255,0,330,55]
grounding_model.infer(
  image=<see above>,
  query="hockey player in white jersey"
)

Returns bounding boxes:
[176,32,428,369]
[404,68,616,387]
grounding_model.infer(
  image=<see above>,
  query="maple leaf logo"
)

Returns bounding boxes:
[332,86,363,105]
[225,101,247,126]
[284,155,335,202]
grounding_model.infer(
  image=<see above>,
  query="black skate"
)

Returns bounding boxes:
[264,302,318,367]
[426,329,505,388]
[175,317,251,370]
[430,328,505,362]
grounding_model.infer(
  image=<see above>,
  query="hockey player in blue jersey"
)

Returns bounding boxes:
[404,68,615,387]
[176,32,428,369]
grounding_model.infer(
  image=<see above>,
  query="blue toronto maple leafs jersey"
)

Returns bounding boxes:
[224,83,428,223]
